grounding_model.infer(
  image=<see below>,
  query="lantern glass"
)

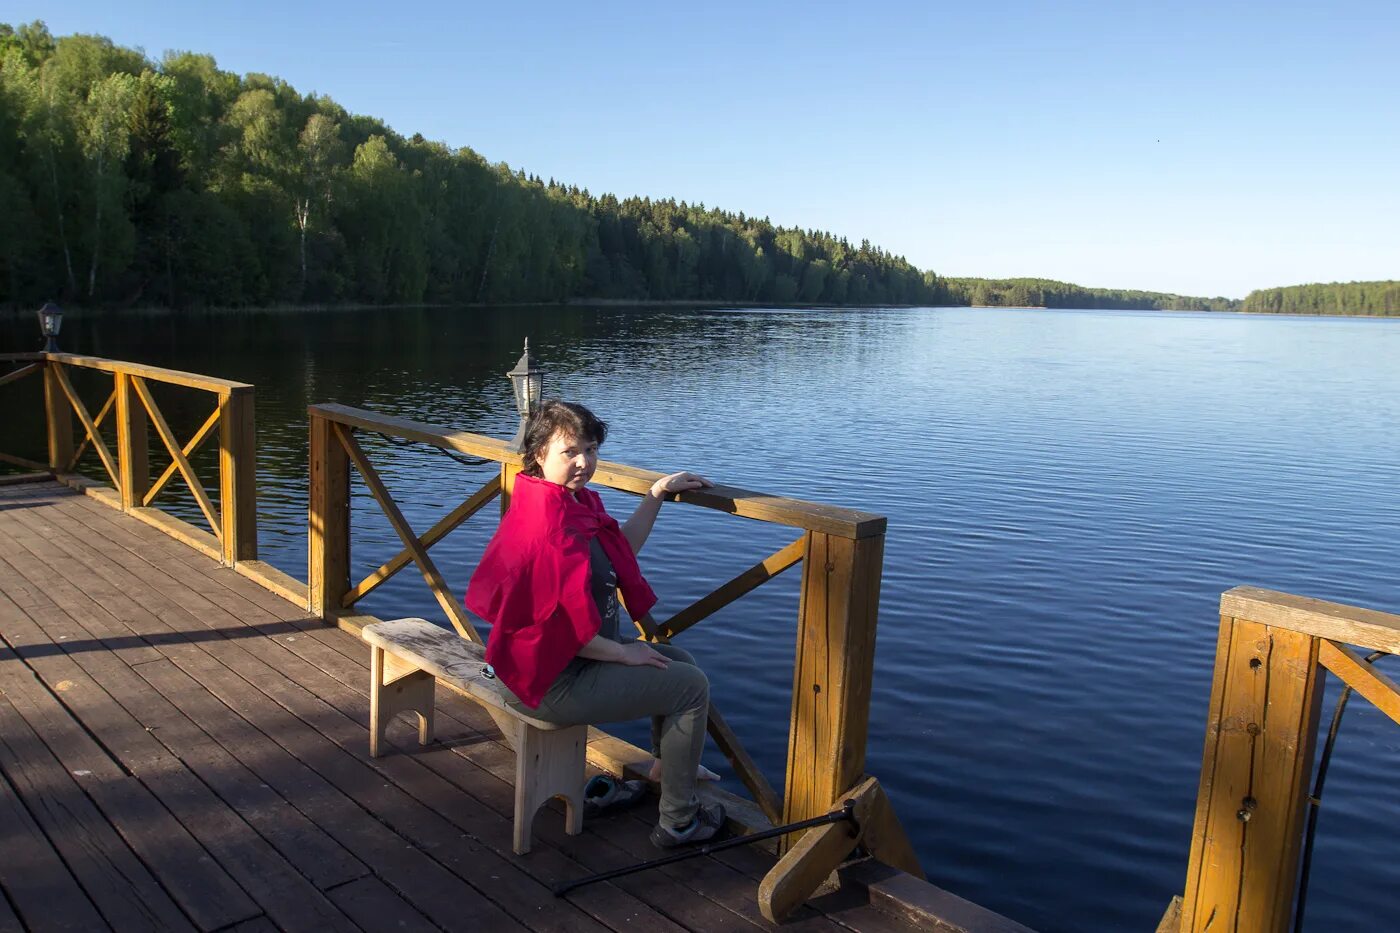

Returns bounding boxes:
[505,338,544,452]
[507,339,543,418]
[38,303,63,337]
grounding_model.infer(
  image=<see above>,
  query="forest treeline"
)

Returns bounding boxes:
[1,22,1391,316]
[1240,281,1400,316]
[942,277,1239,312]
[0,22,939,310]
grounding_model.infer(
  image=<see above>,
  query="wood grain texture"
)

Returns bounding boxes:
[43,363,73,470]
[759,775,877,922]
[844,859,1037,932]
[308,413,350,617]
[115,373,147,509]
[0,471,49,486]
[1319,640,1400,726]
[0,697,187,932]
[1181,618,1323,933]
[126,506,222,561]
[219,388,257,564]
[360,618,561,731]
[0,750,108,931]
[234,559,309,605]
[1156,895,1183,933]
[40,352,252,393]
[1221,586,1400,654]
[0,640,252,930]
[0,560,357,931]
[783,532,885,852]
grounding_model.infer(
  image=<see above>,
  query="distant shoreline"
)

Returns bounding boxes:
[1,301,1395,321]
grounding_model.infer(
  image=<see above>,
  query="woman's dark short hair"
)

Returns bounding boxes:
[521,400,608,476]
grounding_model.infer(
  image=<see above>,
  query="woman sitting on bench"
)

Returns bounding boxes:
[465,400,723,847]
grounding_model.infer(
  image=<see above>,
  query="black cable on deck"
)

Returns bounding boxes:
[553,799,858,898]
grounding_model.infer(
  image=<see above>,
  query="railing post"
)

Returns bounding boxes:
[500,462,521,513]
[42,360,73,471]
[308,411,350,618]
[115,372,148,509]
[219,387,257,564]
[782,530,884,847]
[1180,614,1325,932]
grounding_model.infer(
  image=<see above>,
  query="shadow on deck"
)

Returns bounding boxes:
[0,480,966,932]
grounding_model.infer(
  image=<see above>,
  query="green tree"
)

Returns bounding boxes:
[77,71,137,296]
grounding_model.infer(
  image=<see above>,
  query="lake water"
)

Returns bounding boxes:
[2,305,1397,931]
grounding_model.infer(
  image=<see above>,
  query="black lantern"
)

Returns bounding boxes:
[506,338,544,451]
[37,301,63,352]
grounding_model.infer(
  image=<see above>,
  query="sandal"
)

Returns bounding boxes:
[583,774,648,818]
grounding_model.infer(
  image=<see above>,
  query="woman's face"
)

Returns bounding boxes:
[536,431,599,492]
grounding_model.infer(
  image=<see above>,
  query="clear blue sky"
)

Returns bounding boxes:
[14,1,1399,298]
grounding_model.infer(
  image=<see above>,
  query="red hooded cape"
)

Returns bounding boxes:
[465,472,658,708]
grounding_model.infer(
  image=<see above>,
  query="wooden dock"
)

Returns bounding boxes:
[10,348,1397,931]
[0,478,967,932]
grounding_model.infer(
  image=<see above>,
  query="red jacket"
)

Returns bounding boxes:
[465,473,658,707]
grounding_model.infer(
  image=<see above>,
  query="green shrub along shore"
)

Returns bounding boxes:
[0,22,1393,316]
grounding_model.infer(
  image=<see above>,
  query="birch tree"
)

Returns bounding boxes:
[77,70,136,296]
[294,112,341,297]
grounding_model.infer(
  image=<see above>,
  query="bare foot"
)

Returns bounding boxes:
[646,758,721,782]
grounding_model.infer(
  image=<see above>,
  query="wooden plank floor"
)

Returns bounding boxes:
[0,480,923,933]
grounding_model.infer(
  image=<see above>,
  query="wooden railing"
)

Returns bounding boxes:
[1160,587,1400,933]
[306,401,923,886]
[0,352,257,567]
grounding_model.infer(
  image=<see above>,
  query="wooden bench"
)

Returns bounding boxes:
[360,618,587,854]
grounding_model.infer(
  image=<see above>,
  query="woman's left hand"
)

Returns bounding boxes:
[650,471,713,499]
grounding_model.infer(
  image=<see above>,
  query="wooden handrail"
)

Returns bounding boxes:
[0,354,258,569]
[41,352,253,393]
[1221,586,1400,654]
[0,362,42,388]
[310,402,887,539]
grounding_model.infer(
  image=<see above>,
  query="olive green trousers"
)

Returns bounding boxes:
[505,643,709,830]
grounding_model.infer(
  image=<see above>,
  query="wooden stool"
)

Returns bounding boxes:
[360,618,587,854]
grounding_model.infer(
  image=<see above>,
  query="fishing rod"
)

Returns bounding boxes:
[553,798,859,897]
